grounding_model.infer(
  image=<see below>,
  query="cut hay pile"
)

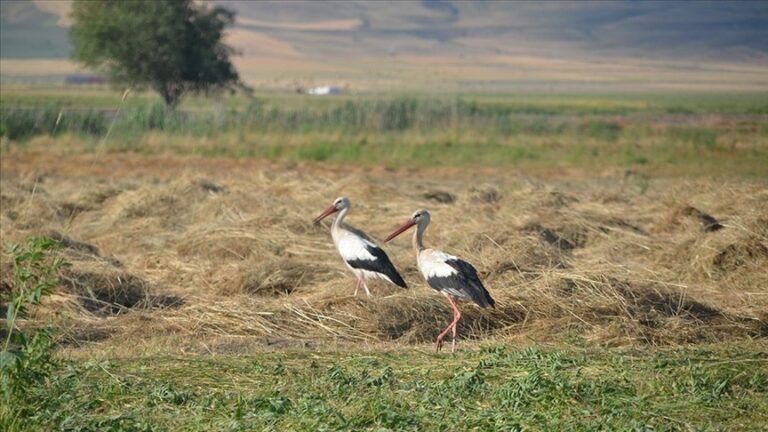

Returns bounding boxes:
[1,152,766,354]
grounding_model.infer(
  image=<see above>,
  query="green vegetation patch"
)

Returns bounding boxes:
[2,344,767,431]
[2,91,767,176]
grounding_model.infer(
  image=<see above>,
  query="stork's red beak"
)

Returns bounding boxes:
[384,219,416,242]
[313,204,339,224]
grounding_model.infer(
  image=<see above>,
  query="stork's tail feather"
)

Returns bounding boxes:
[391,272,408,289]
[485,292,496,308]
[474,283,496,308]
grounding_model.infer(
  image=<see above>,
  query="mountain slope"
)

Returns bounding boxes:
[222,0,768,62]
[2,0,767,90]
[0,1,70,59]
[3,1,766,61]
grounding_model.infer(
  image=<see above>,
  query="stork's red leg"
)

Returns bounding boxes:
[448,298,462,353]
[436,324,451,352]
[354,278,362,296]
[436,295,461,352]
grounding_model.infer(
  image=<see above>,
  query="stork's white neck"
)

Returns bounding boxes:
[412,219,427,252]
[332,206,349,234]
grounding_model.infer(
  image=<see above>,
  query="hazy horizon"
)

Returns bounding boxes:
[2,0,767,91]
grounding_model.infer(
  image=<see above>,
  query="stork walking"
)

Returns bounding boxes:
[385,209,495,352]
[314,197,407,296]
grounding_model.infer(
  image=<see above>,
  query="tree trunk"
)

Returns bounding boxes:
[161,90,175,107]
[157,83,183,108]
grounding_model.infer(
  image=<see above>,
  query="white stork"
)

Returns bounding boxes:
[314,197,408,296]
[385,209,495,352]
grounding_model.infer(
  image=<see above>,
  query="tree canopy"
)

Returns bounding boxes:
[70,0,243,107]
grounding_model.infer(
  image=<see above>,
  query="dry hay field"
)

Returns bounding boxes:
[2,150,766,357]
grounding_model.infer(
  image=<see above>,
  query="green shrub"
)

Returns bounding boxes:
[1,236,67,416]
[0,107,109,140]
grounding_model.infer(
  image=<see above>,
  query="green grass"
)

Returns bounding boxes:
[3,344,766,431]
[2,85,767,114]
[51,126,759,177]
[2,88,767,176]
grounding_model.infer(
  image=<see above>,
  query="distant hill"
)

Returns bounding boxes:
[0,1,70,59]
[222,0,768,62]
[2,0,767,90]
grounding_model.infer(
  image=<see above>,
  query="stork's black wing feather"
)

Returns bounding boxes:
[346,244,408,288]
[427,258,495,308]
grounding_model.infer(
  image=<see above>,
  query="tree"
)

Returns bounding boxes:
[70,0,243,107]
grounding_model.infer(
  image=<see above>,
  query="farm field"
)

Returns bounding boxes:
[1,89,768,430]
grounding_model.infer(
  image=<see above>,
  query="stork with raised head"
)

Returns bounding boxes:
[314,197,408,296]
[385,209,495,352]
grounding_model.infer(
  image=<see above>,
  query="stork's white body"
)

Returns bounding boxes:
[331,222,398,289]
[385,209,495,352]
[315,197,407,296]
[410,225,493,308]
[417,249,460,284]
